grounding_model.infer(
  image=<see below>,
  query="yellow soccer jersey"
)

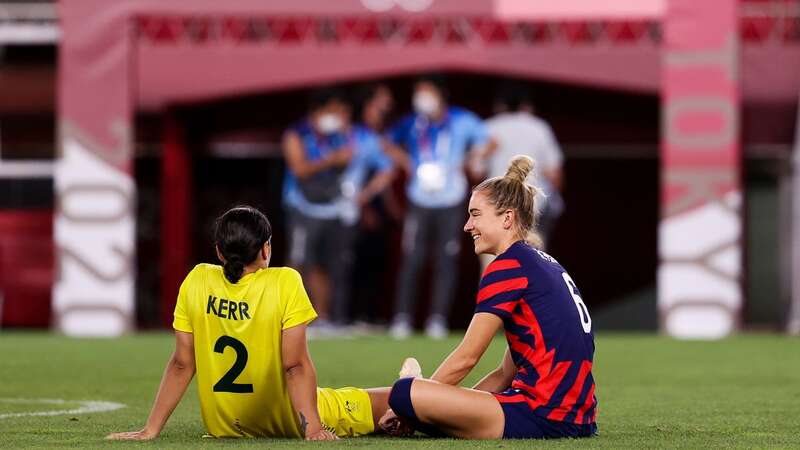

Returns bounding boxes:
[172,263,317,438]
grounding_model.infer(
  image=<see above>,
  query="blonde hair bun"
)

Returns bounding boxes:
[505,155,535,183]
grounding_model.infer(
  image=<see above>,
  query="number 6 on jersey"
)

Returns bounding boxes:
[562,272,592,333]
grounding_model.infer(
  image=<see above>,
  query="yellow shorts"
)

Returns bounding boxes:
[316,387,374,437]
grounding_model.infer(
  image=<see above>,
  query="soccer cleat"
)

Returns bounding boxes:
[398,357,422,379]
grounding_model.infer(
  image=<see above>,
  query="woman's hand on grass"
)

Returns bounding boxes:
[305,428,339,440]
[105,428,159,441]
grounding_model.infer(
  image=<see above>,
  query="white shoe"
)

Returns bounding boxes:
[788,318,800,336]
[389,315,412,340]
[398,357,423,378]
[390,321,411,340]
[308,321,351,340]
[425,316,448,340]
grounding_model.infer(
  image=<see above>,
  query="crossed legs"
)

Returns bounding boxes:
[385,359,505,439]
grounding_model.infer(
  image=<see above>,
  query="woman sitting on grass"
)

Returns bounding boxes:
[380,155,598,439]
[108,206,390,441]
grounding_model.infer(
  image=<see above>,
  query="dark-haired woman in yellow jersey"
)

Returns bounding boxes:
[107,206,390,441]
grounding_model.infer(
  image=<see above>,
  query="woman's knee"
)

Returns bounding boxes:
[403,380,505,439]
[388,378,419,421]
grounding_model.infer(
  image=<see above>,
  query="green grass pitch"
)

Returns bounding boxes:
[0,332,798,449]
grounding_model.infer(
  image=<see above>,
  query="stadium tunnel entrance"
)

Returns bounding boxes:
[132,73,661,330]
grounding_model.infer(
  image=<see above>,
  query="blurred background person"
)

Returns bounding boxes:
[384,74,496,340]
[484,82,565,259]
[358,83,394,133]
[282,87,394,333]
[348,83,403,327]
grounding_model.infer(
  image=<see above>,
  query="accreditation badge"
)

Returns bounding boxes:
[416,162,446,193]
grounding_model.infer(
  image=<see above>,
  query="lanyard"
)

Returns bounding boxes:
[414,114,451,163]
[309,125,352,160]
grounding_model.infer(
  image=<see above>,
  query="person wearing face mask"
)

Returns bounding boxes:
[383,74,497,340]
[282,87,394,332]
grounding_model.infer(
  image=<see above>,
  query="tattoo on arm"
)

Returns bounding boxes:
[299,412,308,436]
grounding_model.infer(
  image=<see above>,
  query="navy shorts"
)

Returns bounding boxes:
[494,390,597,439]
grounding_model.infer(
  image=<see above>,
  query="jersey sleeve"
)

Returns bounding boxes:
[474,258,528,320]
[172,266,199,333]
[281,268,318,330]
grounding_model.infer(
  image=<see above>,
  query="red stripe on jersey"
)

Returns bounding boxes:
[477,277,528,304]
[547,360,593,421]
[507,339,540,390]
[483,259,521,277]
[575,383,596,424]
[512,361,571,409]
[508,301,577,410]
[533,361,571,407]
[494,393,527,403]
[492,300,519,314]
[507,331,544,378]
[513,301,554,381]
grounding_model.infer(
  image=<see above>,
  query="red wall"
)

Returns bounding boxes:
[0,210,53,327]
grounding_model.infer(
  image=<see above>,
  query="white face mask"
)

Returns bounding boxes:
[413,92,440,116]
[317,113,343,134]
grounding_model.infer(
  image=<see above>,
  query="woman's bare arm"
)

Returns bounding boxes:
[283,131,349,179]
[380,138,412,174]
[357,169,395,206]
[472,347,516,393]
[429,313,503,386]
[282,324,337,440]
[106,331,196,440]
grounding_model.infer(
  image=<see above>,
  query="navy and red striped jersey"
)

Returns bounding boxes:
[476,240,597,425]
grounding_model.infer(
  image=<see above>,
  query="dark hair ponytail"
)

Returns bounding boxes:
[214,205,272,283]
[222,256,247,285]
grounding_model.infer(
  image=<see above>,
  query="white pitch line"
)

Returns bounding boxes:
[0,398,126,419]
